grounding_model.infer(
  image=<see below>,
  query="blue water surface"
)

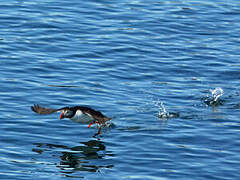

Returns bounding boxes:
[0,0,240,179]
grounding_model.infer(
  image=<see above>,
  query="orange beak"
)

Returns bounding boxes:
[60,112,64,119]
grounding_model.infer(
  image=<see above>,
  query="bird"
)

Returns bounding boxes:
[31,104,111,136]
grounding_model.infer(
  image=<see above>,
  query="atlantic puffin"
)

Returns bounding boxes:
[31,104,111,136]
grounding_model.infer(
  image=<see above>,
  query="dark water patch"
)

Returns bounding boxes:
[32,140,114,177]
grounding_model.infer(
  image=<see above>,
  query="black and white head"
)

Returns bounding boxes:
[59,107,75,119]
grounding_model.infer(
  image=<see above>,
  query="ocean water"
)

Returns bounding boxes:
[0,0,240,179]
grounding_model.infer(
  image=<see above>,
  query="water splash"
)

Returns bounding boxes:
[210,87,224,102]
[157,102,179,119]
[204,87,224,106]
[158,102,168,118]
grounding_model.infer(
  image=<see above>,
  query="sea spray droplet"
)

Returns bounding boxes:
[204,87,224,106]
[158,102,179,119]
[158,102,168,118]
[210,87,224,102]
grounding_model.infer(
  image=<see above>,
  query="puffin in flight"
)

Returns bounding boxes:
[31,104,111,136]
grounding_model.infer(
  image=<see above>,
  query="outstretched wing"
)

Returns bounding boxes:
[81,107,111,124]
[31,104,60,115]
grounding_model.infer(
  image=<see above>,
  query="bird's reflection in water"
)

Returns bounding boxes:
[33,140,114,175]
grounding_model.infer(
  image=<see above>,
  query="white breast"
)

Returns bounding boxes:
[70,110,94,123]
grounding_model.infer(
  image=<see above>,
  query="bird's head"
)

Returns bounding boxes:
[59,107,74,119]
